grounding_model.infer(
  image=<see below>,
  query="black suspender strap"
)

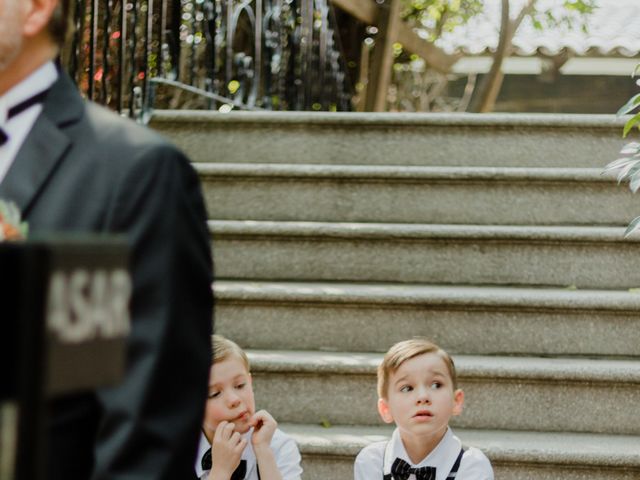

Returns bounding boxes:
[445,448,465,480]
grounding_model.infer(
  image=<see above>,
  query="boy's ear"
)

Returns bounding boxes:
[377,398,394,424]
[452,389,465,416]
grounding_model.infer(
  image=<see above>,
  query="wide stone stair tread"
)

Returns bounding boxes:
[280,423,640,480]
[214,280,640,356]
[150,111,626,167]
[210,221,640,288]
[196,163,636,225]
[196,162,619,179]
[210,220,634,240]
[247,349,640,382]
[215,280,640,310]
[282,423,640,467]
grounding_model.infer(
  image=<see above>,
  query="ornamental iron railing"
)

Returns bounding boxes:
[63,0,353,121]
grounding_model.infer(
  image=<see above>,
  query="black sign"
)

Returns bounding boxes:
[44,238,131,395]
[0,236,131,480]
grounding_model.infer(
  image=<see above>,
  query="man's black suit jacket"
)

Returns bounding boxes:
[0,71,214,479]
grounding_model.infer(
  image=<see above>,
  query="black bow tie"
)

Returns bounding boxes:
[390,457,436,480]
[201,449,247,480]
[0,89,50,146]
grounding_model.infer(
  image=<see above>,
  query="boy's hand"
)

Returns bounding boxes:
[250,410,277,449]
[209,421,246,480]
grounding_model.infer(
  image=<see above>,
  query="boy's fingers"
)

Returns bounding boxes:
[223,422,237,439]
[252,410,276,430]
[234,438,248,453]
[250,410,268,426]
[214,421,238,442]
[213,421,228,441]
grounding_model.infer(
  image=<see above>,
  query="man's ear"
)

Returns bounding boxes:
[23,0,59,37]
[452,389,465,416]
[377,398,394,424]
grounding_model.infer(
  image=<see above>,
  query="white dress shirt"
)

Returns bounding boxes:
[195,428,302,480]
[0,61,58,184]
[354,427,494,480]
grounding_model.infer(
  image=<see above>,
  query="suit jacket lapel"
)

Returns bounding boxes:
[0,71,83,216]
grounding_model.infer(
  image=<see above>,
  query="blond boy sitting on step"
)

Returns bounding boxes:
[355,338,493,480]
[195,335,302,480]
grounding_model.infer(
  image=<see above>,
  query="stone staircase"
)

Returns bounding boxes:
[150,112,640,479]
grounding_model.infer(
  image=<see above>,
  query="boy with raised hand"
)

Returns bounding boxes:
[355,338,493,480]
[196,335,302,480]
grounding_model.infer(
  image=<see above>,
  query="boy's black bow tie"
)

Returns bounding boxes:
[0,89,50,146]
[390,457,436,480]
[201,449,247,480]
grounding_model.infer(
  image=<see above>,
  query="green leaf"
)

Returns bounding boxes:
[623,112,640,138]
[624,215,640,238]
[617,94,640,116]
[319,418,332,428]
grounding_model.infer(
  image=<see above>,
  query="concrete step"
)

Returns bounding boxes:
[280,423,640,480]
[150,111,626,167]
[248,350,640,435]
[210,221,640,289]
[197,163,635,225]
[214,280,640,357]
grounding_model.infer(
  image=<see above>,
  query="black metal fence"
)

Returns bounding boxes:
[63,0,353,121]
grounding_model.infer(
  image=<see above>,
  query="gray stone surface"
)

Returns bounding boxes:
[282,423,640,465]
[198,163,637,225]
[281,424,640,480]
[248,350,640,434]
[210,221,640,288]
[214,281,640,356]
[149,111,626,167]
[171,110,640,477]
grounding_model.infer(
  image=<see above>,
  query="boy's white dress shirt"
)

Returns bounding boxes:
[195,428,302,480]
[354,427,493,480]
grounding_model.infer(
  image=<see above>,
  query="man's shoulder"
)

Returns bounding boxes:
[72,101,193,176]
[83,102,169,149]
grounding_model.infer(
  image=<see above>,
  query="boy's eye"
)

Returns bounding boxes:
[235,383,246,390]
[430,382,442,390]
[400,385,413,393]
[208,391,220,399]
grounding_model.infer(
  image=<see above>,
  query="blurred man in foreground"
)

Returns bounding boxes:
[0,1,214,478]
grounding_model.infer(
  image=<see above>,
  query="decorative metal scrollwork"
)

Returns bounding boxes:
[65,0,352,119]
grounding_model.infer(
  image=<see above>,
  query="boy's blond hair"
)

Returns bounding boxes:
[211,334,250,372]
[377,338,457,398]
